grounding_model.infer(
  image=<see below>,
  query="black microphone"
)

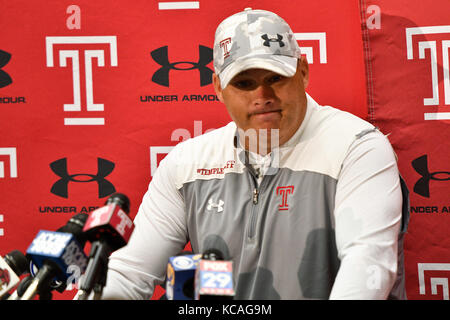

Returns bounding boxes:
[202,248,224,261]
[0,250,29,299]
[6,275,33,300]
[195,248,234,300]
[58,213,89,247]
[20,214,89,300]
[75,193,135,300]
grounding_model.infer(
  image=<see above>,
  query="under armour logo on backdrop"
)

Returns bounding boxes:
[261,34,285,48]
[50,158,116,198]
[207,198,224,213]
[150,45,213,87]
[412,155,450,198]
[0,50,12,88]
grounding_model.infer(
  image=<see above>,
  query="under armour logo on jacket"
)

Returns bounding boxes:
[150,45,213,87]
[207,198,224,213]
[261,34,285,48]
[0,50,12,88]
[50,157,116,198]
[412,155,449,198]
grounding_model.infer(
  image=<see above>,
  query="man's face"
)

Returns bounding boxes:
[213,57,309,153]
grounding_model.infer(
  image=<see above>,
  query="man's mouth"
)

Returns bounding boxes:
[250,109,282,121]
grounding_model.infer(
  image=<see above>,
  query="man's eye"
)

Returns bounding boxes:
[232,79,253,89]
[268,75,284,84]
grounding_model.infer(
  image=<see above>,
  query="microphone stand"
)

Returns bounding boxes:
[75,241,111,300]
[91,247,109,300]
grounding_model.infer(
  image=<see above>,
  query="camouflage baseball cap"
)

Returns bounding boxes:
[213,8,301,88]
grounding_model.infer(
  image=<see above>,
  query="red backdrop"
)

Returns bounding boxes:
[0,0,448,300]
[360,0,450,300]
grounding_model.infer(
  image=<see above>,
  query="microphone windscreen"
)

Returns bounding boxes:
[202,235,230,260]
[105,193,130,214]
[56,213,89,246]
[16,275,33,297]
[5,250,29,276]
[202,248,224,261]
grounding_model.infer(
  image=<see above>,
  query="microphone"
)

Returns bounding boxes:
[0,250,29,299]
[6,275,33,300]
[58,213,89,247]
[20,214,89,300]
[195,248,234,300]
[75,193,134,300]
[166,252,202,300]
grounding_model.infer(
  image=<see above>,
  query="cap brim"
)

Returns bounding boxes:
[219,55,298,89]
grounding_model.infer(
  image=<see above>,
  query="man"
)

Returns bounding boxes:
[101,8,409,299]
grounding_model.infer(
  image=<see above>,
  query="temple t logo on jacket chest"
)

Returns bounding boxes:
[276,186,295,211]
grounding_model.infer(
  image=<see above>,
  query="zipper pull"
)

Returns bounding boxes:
[253,188,259,204]
[255,167,260,179]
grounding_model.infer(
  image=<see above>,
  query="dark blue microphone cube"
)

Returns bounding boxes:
[26,230,88,282]
[166,254,201,300]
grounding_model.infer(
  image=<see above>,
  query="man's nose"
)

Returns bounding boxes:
[253,84,275,107]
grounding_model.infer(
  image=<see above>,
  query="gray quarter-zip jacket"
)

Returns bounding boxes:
[101,94,409,300]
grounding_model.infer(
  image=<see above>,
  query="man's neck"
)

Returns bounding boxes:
[237,128,280,156]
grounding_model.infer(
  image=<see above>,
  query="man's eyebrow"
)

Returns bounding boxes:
[234,71,249,77]
[234,69,280,78]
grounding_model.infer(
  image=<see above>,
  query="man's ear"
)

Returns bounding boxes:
[299,55,309,89]
[212,73,225,103]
